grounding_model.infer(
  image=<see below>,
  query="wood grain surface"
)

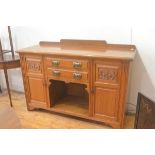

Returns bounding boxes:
[17,39,136,60]
[18,39,136,128]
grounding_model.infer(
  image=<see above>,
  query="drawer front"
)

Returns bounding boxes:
[45,57,88,71]
[47,68,88,83]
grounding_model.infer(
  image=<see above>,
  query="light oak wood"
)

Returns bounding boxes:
[18,40,136,60]
[60,39,107,51]
[18,39,136,128]
[52,95,89,116]
[27,77,47,108]
[94,87,119,121]
[94,60,122,88]
[25,55,43,76]
[45,57,88,71]
[47,68,88,83]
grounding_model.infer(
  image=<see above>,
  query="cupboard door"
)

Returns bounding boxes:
[27,77,47,108]
[94,87,119,121]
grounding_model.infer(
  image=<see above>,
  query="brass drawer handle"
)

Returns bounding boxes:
[52,60,60,67]
[73,73,82,80]
[73,62,82,68]
[52,70,60,76]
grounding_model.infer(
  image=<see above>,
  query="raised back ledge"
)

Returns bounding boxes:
[107,44,136,52]
[60,39,107,51]
[39,39,136,52]
[39,39,107,51]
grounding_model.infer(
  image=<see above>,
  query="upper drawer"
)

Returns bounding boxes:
[45,57,88,71]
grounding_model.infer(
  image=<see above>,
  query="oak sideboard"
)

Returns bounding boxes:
[18,39,136,128]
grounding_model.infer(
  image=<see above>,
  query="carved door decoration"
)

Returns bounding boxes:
[95,61,121,85]
[98,68,118,81]
[26,57,43,75]
[28,62,41,72]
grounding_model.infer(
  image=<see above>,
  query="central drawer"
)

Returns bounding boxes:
[47,68,88,83]
[45,57,88,71]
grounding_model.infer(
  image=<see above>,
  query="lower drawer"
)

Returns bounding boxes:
[47,68,88,83]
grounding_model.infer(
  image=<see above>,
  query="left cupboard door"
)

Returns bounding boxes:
[24,55,48,108]
[27,76,47,108]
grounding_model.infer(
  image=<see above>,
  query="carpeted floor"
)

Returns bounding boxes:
[0,91,135,129]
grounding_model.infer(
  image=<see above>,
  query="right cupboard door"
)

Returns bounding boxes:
[93,60,122,123]
[94,87,119,121]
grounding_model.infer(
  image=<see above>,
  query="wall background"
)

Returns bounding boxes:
[0,0,155,113]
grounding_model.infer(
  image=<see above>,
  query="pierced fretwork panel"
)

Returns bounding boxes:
[98,68,118,81]
[28,62,41,72]
[26,57,43,74]
[95,62,121,85]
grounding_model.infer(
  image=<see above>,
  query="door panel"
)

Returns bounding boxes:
[94,87,119,121]
[28,77,47,108]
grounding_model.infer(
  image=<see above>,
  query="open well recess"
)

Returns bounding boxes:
[49,80,89,116]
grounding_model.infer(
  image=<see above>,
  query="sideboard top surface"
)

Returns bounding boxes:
[17,39,136,60]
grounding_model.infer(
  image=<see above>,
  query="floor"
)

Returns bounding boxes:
[0,91,135,129]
